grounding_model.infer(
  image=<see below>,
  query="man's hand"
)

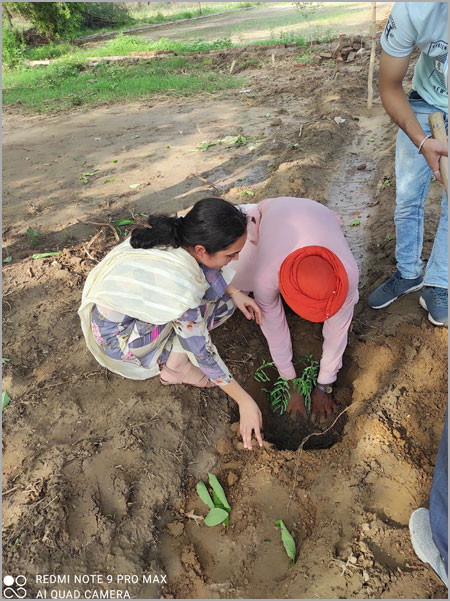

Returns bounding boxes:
[286,381,306,419]
[310,386,336,424]
[421,138,448,185]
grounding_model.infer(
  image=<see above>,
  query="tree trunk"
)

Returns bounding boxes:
[198,2,202,15]
[367,2,376,110]
[3,4,15,28]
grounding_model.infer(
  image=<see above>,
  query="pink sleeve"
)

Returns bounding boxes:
[318,272,359,384]
[254,283,297,381]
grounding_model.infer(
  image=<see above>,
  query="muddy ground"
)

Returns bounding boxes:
[2,38,448,600]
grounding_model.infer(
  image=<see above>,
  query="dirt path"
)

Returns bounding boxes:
[2,42,447,599]
[133,2,394,44]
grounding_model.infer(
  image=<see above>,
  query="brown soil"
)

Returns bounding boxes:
[2,40,447,600]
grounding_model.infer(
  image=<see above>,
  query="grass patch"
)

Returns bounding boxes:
[2,55,244,113]
[127,2,257,26]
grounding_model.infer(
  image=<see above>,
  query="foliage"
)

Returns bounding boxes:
[3,58,242,113]
[196,473,231,527]
[254,354,319,415]
[275,520,296,566]
[2,25,27,68]
[4,2,129,40]
[293,2,324,18]
[2,391,11,412]
[42,55,89,84]
[26,227,41,245]
[79,3,130,30]
[5,3,86,39]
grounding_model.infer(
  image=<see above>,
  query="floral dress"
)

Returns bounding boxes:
[90,265,235,384]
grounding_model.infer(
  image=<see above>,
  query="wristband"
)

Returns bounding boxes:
[417,134,432,155]
[229,289,241,296]
[317,383,333,394]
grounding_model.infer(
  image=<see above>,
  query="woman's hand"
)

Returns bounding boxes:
[229,290,262,326]
[239,398,264,450]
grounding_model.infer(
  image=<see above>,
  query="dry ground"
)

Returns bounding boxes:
[2,40,447,599]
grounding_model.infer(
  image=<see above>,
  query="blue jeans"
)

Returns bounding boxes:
[394,96,448,288]
[430,404,448,576]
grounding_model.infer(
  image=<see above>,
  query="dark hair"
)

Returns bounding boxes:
[130,198,247,254]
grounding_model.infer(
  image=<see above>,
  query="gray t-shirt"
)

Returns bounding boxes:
[381,2,448,112]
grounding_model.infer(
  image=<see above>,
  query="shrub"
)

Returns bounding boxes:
[2,26,26,68]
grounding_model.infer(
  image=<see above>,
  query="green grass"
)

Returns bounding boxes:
[126,2,257,26]
[2,55,243,113]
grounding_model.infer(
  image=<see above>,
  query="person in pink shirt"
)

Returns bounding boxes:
[232,196,359,422]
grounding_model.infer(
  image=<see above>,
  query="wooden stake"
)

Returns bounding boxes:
[428,111,449,197]
[367,2,376,109]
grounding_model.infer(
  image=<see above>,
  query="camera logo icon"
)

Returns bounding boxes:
[3,575,27,599]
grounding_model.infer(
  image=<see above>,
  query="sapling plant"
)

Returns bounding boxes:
[196,472,231,527]
[275,520,296,566]
[254,354,319,415]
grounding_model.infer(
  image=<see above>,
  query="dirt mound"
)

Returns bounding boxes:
[2,43,447,599]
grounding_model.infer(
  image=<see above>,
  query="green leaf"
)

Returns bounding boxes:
[132,134,140,139]
[129,183,140,189]
[2,391,11,412]
[208,473,231,510]
[243,190,255,196]
[204,507,229,527]
[3,257,12,263]
[196,481,214,509]
[114,218,135,226]
[112,159,118,164]
[265,113,271,118]
[32,252,59,259]
[276,520,296,565]
[104,178,116,183]
[349,219,360,226]
[2,358,11,363]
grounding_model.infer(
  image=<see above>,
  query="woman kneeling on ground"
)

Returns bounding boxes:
[79,198,263,450]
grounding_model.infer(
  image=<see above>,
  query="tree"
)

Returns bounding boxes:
[5,2,85,38]
[5,2,130,40]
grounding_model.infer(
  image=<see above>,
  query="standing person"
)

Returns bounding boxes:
[409,405,448,587]
[368,2,448,326]
[79,198,263,450]
[231,197,359,423]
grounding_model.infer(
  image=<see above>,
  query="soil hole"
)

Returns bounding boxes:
[247,378,347,451]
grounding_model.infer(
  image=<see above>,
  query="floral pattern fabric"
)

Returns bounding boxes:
[90,265,234,384]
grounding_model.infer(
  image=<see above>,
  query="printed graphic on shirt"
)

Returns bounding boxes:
[384,14,396,41]
[428,41,448,95]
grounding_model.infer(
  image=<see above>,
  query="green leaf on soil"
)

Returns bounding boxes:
[114,218,135,226]
[112,159,118,163]
[2,358,11,362]
[349,219,360,226]
[196,481,214,509]
[204,507,229,527]
[132,134,140,139]
[242,190,255,196]
[129,183,140,189]
[2,391,11,412]
[104,178,116,183]
[208,473,231,511]
[31,252,60,259]
[3,257,12,263]
[276,519,296,566]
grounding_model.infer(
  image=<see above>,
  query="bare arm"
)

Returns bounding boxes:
[379,50,448,181]
[218,379,263,450]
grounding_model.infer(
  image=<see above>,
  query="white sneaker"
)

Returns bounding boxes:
[409,508,448,587]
